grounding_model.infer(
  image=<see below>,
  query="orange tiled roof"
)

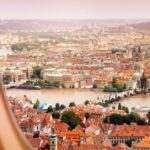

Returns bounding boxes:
[58,131,89,139]
[111,125,150,137]
[134,137,150,148]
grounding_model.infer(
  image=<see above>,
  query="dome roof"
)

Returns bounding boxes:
[134,72,140,77]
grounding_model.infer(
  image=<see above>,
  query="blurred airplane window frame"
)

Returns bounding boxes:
[0,75,33,150]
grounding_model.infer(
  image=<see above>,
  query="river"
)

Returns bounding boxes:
[6,88,109,106]
[6,88,150,109]
[121,93,150,109]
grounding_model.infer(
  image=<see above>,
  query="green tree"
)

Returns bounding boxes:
[52,112,60,119]
[55,103,60,111]
[118,103,129,113]
[147,111,150,120]
[137,119,146,125]
[111,77,125,92]
[123,115,131,125]
[104,86,117,92]
[33,100,40,109]
[53,81,60,88]
[61,111,83,130]
[148,120,150,125]
[118,103,122,110]
[122,106,129,114]
[103,117,108,123]
[85,113,90,120]
[32,66,43,79]
[3,75,11,85]
[96,102,108,107]
[84,100,90,105]
[125,138,135,147]
[129,112,140,123]
[112,77,117,88]
[47,105,53,113]
[104,112,145,125]
[69,102,76,107]
[123,84,127,91]
[10,101,16,105]
[114,82,124,92]
[115,82,124,89]
[109,113,124,125]
[60,104,66,110]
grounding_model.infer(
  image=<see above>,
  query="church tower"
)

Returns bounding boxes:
[132,46,144,62]
[50,125,57,150]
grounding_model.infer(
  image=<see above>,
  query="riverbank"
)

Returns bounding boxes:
[20,80,61,89]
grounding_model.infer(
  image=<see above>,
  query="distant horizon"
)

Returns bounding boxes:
[0,0,150,20]
[0,18,150,21]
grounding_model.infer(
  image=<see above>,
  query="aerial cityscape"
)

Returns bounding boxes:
[0,0,150,150]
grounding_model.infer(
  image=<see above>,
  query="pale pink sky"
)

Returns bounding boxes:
[0,0,149,19]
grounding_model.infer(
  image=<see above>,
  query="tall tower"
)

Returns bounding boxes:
[132,46,144,62]
[140,73,148,94]
[50,126,57,150]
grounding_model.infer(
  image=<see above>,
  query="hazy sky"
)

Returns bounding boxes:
[0,0,150,19]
